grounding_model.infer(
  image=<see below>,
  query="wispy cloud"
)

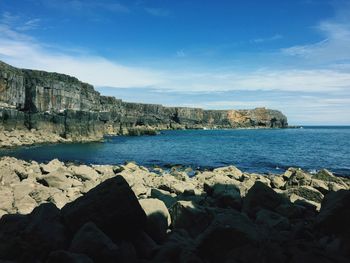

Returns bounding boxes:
[176,49,186,58]
[1,20,349,93]
[0,12,41,32]
[250,34,283,44]
[145,7,169,17]
[41,0,129,14]
[16,18,41,31]
[282,16,350,63]
[0,7,350,124]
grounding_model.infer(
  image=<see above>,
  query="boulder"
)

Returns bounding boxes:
[270,176,285,189]
[20,203,68,261]
[204,183,241,209]
[242,181,287,218]
[37,168,73,190]
[70,165,99,181]
[169,201,213,238]
[150,188,177,208]
[41,159,66,174]
[212,165,243,180]
[139,198,171,243]
[0,187,14,213]
[255,209,290,231]
[62,176,147,240]
[152,174,196,195]
[310,179,329,195]
[47,250,93,263]
[196,210,260,263]
[69,222,120,263]
[14,195,37,214]
[49,191,70,209]
[285,186,324,204]
[284,169,312,189]
[316,190,350,256]
[152,229,201,263]
[0,166,20,186]
[0,214,29,260]
[131,231,158,259]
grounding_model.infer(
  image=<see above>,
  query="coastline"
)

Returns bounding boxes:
[0,125,296,149]
[0,156,349,261]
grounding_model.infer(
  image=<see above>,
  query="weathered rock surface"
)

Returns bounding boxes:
[0,157,349,262]
[0,60,288,147]
[62,176,147,240]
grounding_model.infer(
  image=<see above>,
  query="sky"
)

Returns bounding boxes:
[0,0,350,125]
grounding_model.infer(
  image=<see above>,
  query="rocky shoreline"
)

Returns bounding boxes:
[0,157,349,262]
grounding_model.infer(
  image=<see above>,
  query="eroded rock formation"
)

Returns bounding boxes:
[0,60,288,147]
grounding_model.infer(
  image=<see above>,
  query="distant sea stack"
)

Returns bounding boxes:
[0,60,288,146]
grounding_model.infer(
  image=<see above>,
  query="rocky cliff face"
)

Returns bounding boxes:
[0,60,288,144]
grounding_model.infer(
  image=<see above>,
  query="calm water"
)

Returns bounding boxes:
[1,127,349,176]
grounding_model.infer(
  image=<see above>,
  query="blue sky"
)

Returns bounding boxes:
[0,0,350,125]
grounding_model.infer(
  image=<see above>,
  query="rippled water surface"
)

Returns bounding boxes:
[1,126,349,176]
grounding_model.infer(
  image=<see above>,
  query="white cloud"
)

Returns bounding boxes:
[282,20,350,62]
[1,28,350,93]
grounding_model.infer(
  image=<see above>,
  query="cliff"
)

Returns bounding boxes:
[0,60,288,145]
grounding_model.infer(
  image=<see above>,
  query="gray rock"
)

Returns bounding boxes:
[14,195,37,214]
[196,210,260,263]
[0,187,14,213]
[20,203,68,261]
[150,188,177,208]
[212,166,243,180]
[271,176,285,189]
[139,198,171,243]
[62,176,147,240]
[0,166,20,186]
[204,183,242,209]
[70,165,99,181]
[38,168,73,190]
[316,190,350,256]
[40,159,66,174]
[69,222,120,263]
[255,209,290,231]
[169,201,213,238]
[242,181,287,217]
[285,186,324,204]
[0,214,29,260]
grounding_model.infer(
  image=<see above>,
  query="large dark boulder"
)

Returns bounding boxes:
[0,203,68,262]
[69,222,120,263]
[0,214,29,260]
[62,176,147,241]
[242,181,287,218]
[316,190,350,256]
[196,210,260,263]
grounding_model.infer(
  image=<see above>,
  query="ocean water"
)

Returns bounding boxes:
[1,126,349,176]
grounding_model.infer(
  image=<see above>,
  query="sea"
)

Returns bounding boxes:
[1,126,349,176]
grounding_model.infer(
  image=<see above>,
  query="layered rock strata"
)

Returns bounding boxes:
[0,61,288,147]
[0,157,349,262]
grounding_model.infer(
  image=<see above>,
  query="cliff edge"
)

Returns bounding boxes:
[0,60,288,146]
